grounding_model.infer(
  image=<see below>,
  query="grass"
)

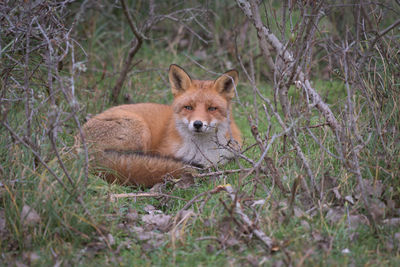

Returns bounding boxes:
[2,50,398,265]
[2,66,397,266]
[1,2,400,266]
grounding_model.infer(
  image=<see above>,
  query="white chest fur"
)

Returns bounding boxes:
[175,124,234,167]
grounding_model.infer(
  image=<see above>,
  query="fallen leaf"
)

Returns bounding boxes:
[383,218,400,226]
[171,210,196,239]
[344,195,355,205]
[246,255,259,267]
[301,220,310,231]
[0,209,6,233]
[311,230,332,252]
[132,226,163,241]
[149,182,165,193]
[294,207,306,218]
[326,207,344,224]
[347,214,369,229]
[174,173,195,189]
[217,217,241,248]
[15,261,28,267]
[356,179,383,198]
[131,226,165,252]
[125,208,139,223]
[332,188,342,200]
[311,231,323,242]
[323,172,339,191]
[141,214,171,232]
[271,245,280,252]
[20,205,40,227]
[143,204,156,213]
[326,207,368,229]
[395,232,400,242]
[341,248,350,254]
[225,236,240,247]
[85,241,107,254]
[107,233,115,246]
[369,199,386,221]
[22,252,40,264]
[271,260,285,267]
[206,244,215,253]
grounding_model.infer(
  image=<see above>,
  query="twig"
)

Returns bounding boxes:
[342,45,376,229]
[1,121,71,194]
[224,185,273,250]
[237,0,323,196]
[250,125,288,194]
[236,0,343,135]
[178,185,227,212]
[383,218,400,226]
[193,168,252,178]
[358,18,400,70]
[195,236,221,243]
[109,192,185,202]
[111,0,144,103]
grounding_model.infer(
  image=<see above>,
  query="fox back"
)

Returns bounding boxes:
[81,64,242,187]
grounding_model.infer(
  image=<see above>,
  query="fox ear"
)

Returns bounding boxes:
[214,70,239,99]
[169,64,192,96]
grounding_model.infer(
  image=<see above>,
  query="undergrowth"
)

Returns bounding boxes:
[1,0,399,266]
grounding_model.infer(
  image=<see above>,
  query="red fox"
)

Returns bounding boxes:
[82,64,242,187]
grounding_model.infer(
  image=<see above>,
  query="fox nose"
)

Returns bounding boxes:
[193,120,203,130]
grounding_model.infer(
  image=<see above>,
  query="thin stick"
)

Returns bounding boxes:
[1,121,70,194]
[236,0,343,135]
[178,185,227,212]
[109,192,186,202]
[224,185,273,250]
[193,168,252,178]
[111,0,144,103]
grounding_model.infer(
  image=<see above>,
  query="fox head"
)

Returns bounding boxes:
[169,64,239,135]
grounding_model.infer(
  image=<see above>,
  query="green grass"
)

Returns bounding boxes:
[2,48,398,265]
[2,2,400,266]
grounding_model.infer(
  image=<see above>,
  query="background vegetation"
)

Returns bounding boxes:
[1,0,399,265]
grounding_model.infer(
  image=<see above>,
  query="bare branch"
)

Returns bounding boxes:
[111,0,144,103]
[109,192,185,202]
[224,185,273,250]
[237,0,343,135]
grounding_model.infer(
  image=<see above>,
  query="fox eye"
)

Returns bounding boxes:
[208,107,217,111]
[184,105,193,110]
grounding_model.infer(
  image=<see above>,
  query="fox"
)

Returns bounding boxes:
[81,64,242,187]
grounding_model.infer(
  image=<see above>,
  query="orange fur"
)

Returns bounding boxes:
[81,64,242,187]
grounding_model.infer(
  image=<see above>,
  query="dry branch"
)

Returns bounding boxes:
[178,185,228,212]
[111,1,209,103]
[250,125,288,194]
[111,0,144,103]
[1,121,70,194]
[193,168,252,178]
[342,47,375,228]
[358,18,400,70]
[236,0,343,135]
[224,185,273,250]
[109,192,185,202]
